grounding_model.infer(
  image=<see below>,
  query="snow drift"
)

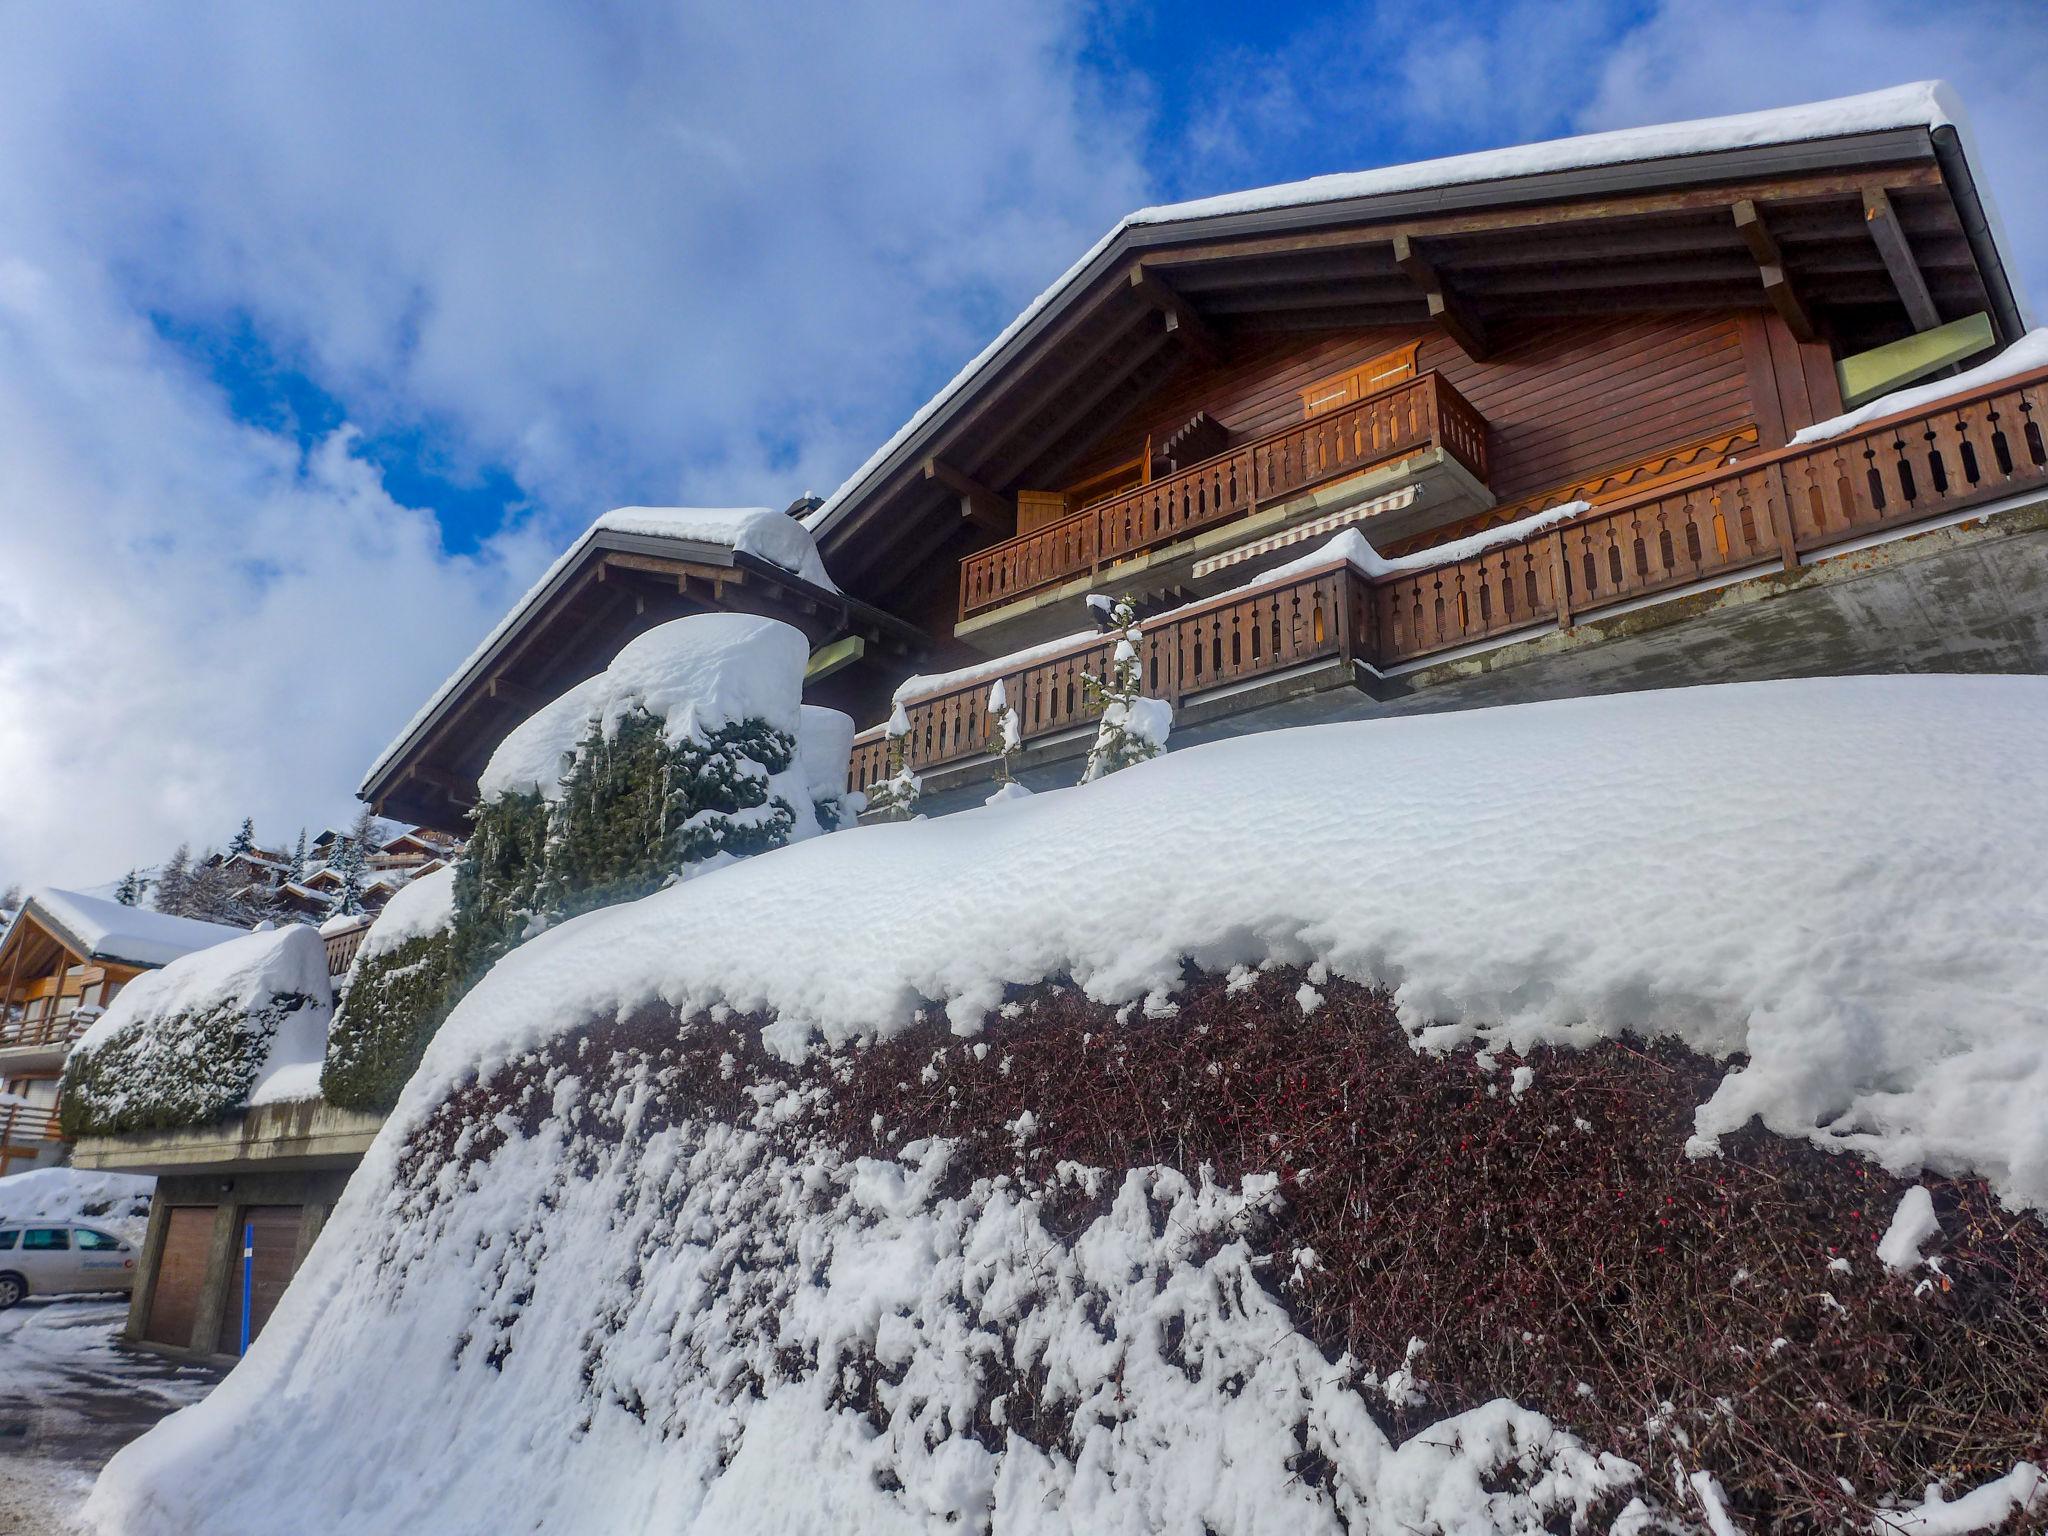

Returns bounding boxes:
[89,675,2048,1534]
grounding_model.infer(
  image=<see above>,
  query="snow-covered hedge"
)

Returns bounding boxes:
[88,677,2048,1534]
[322,867,458,1114]
[59,925,331,1137]
[0,1167,154,1245]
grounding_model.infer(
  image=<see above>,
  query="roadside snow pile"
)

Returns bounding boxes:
[60,925,333,1135]
[0,1167,153,1243]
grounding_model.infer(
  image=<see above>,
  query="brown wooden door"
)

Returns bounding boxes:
[143,1206,216,1348]
[217,1206,303,1355]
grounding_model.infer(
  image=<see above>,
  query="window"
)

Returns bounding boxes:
[21,1228,69,1251]
[76,1228,120,1251]
[1299,340,1423,419]
[0,1231,16,1250]
[79,982,103,1010]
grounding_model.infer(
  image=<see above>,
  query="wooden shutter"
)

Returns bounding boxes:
[1299,340,1423,419]
[217,1205,305,1355]
[144,1206,216,1348]
[1016,490,1070,534]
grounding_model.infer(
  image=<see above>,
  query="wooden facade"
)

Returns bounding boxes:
[0,909,144,1175]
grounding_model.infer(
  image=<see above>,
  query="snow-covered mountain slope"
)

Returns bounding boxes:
[87,676,2048,1534]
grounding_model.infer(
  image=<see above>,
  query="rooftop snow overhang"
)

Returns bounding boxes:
[360,522,928,831]
[810,84,2026,600]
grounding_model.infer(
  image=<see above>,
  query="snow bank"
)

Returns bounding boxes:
[354,865,457,968]
[1874,1463,2046,1535]
[18,888,243,969]
[421,675,2048,1210]
[0,1167,153,1243]
[477,613,810,802]
[1790,328,2048,445]
[362,507,835,796]
[796,704,855,809]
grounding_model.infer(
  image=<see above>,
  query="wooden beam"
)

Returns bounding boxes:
[1128,263,1221,366]
[803,634,866,684]
[986,326,1176,489]
[923,457,1009,532]
[1732,199,1816,343]
[1835,310,1995,407]
[1861,186,1942,331]
[485,676,543,711]
[1390,234,1489,360]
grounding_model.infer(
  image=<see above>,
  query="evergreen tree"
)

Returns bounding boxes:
[154,845,194,915]
[228,817,256,857]
[862,703,922,822]
[114,870,144,906]
[333,806,378,916]
[288,828,308,884]
[0,883,21,919]
[1081,598,1172,783]
[982,680,1032,807]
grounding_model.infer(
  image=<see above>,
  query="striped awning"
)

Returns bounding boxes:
[1190,486,1418,578]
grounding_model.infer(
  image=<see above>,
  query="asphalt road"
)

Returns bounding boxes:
[0,1296,222,1534]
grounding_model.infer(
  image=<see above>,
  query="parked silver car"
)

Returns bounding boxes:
[0,1221,138,1307]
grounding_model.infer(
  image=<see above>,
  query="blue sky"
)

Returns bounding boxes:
[1,0,2044,886]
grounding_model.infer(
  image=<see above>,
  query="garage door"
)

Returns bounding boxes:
[217,1205,303,1356]
[143,1206,217,1348]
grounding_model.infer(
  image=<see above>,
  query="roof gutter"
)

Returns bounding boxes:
[1929,124,2028,344]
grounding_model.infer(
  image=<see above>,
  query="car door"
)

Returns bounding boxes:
[73,1226,134,1291]
[17,1226,75,1293]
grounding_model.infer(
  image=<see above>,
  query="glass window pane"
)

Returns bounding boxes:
[0,1231,16,1250]
[21,1228,69,1250]
[75,1228,118,1250]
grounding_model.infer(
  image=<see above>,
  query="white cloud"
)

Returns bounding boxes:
[0,1,1151,887]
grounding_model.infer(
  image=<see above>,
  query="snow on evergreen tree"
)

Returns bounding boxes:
[983,679,1032,807]
[862,702,922,821]
[1080,598,1172,783]
[154,845,193,915]
[333,807,377,916]
[228,817,256,857]
[0,883,21,921]
[114,869,145,906]
[288,828,308,884]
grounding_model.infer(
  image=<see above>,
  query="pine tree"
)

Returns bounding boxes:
[154,845,194,915]
[288,828,308,884]
[228,817,256,857]
[983,680,1031,806]
[0,883,21,919]
[114,870,144,906]
[333,806,378,916]
[862,703,922,822]
[1081,598,1171,783]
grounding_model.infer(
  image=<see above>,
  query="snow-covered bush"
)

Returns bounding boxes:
[1081,597,1170,782]
[0,1167,154,1244]
[321,867,458,1114]
[87,677,2048,1535]
[860,701,921,821]
[59,925,331,1137]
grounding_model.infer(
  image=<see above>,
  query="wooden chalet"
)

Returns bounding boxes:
[0,892,243,1174]
[366,85,2047,823]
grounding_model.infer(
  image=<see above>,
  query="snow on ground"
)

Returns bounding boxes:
[0,1299,222,1536]
[83,673,2048,1536]
[0,1168,153,1245]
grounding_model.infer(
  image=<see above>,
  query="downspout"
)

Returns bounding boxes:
[1931,124,2028,344]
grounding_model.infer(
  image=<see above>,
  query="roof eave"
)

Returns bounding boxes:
[812,124,1976,551]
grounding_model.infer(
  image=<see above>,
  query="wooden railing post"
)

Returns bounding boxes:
[1767,463,1801,572]
[1547,529,1573,629]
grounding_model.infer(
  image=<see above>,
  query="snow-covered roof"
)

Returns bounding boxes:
[8,888,245,970]
[361,508,840,800]
[809,81,2014,542]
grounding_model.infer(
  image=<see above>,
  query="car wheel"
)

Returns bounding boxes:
[0,1273,24,1309]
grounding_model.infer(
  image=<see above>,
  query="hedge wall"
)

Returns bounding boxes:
[320,929,457,1114]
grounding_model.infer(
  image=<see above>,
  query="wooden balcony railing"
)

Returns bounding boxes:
[0,1101,62,1147]
[958,371,1491,620]
[0,1010,95,1053]
[324,919,372,977]
[858,361,2048,794]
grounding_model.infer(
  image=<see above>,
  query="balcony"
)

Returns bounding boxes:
[856,360,2048,796]
[0,1008,95,1058]
[0,1100,62,1151]
[956,371,1493,643]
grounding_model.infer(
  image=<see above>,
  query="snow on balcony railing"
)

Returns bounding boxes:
[855,361,2048,795]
